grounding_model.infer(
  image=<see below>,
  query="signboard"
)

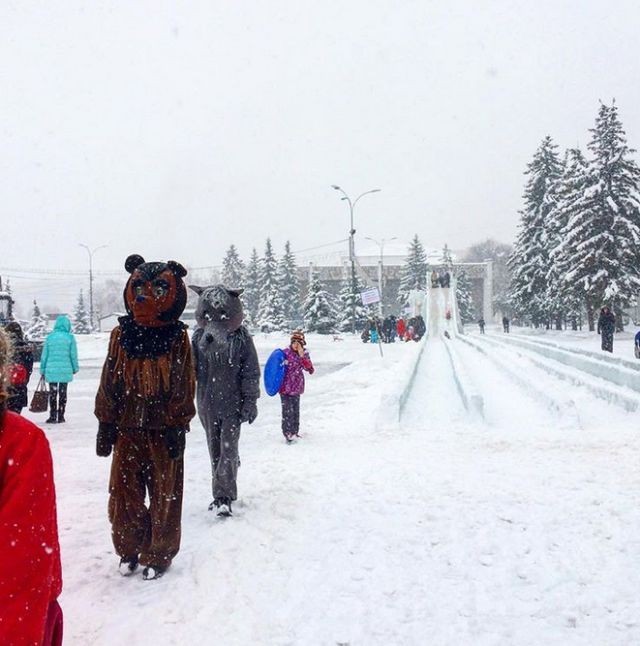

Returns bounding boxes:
[360,287,381,306]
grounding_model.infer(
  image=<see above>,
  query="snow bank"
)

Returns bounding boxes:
[483,335,640,412]
[458,335,581,427]
[375,340,425,428]
[499,334,640,395]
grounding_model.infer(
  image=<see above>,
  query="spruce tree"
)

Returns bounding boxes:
[584,101,640,329]
[398,234,428,305]
[256,238,283,332]
[547,148,590,329]
[243,248,261,326]
[277,241,301,328]
[73,289,92,334]
[442,243,453,268]
[25,300,48,341]
[456,271,475,323]
[221,244,245,288]
[303,272,337,334]
[508,136,563,326]
[337,270,368,332]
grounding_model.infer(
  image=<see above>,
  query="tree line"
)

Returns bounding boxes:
[508,101,640,331]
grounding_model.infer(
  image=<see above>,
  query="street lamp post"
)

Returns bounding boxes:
[331,185,381,333]
[365,236,397,317]
[79,243,108,331]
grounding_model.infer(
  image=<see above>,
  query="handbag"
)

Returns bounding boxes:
[29,376,49,413]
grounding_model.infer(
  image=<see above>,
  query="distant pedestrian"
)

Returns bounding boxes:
[279,331,314,443]
[431,270,440,288]
[413,315,426,341]
[4,322,34,415]
[440,271,451,288]
[478,318,486,334]
[635,330,640,359]
[40,315,79,423]
[396,317,406,339]
[597,306,616,353]
[502,316,510,333]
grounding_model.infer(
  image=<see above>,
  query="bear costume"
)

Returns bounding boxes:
[95,255,196,579]
[190,284,260,516]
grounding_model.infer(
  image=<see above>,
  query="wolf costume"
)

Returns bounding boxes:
[189,284,260,516]
[95,255,196,580]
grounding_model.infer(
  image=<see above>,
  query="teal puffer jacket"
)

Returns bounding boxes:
[40,316,79,383]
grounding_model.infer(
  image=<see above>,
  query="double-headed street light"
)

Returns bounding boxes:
[79,243,108,330]
[331,185,381,332]
[365,236,397,316]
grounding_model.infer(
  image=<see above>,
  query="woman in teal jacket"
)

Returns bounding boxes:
[40,315,79,424]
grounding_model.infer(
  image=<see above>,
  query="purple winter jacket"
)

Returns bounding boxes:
[279,347,314,396]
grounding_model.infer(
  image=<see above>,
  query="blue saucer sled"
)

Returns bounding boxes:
[264,349,287,396]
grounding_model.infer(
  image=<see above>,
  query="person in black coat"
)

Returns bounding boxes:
[4,322,34,414]
[597,306,616,352]
[413,315,426,341]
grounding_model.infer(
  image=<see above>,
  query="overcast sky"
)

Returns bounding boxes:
[2,1,640,310]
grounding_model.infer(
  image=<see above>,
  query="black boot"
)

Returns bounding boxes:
[47,387,58,423]
[57,385,67,423]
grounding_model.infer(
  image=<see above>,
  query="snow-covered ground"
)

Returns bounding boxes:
[23,324,640,645]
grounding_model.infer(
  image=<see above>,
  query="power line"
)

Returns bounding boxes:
[0,239,351,276]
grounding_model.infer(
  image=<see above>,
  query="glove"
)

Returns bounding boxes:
[96,423,117,457]
[165,428,186,460]
[239,399,258,425]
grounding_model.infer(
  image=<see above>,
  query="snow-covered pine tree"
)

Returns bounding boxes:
[73,289,92,334]
[508,136,563,327]
[398,234,428,305]
[221,244,245,288]
[337,269,368,332]
[303,272,337,334]
[442,243,453,268]
[243,248,261,326]
[25,300,48,341]
[584,101,640,330]
[256,238,283,332]
[455,271,475,323]
[277,241,301,329]
[547,148,590,330]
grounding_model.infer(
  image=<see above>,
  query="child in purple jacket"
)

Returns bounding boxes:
[279,331,314,442]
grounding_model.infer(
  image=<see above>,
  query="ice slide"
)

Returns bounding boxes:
[402,281,482,424]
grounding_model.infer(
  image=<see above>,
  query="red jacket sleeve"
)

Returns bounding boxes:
[0,414,62,646]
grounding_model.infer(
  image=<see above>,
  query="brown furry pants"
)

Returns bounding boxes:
[108,428,183,569]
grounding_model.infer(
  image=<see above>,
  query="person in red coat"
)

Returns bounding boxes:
[396,317,406,340]
[0,329,63,646]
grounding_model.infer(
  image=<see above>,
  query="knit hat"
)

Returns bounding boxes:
[290,330,306,347]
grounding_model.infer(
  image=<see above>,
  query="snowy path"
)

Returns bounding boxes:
[24,331,640,645]
[396,333,640,644]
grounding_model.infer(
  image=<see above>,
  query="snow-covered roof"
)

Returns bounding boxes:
[296,240,459,267]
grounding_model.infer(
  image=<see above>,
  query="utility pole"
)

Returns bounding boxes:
[365,236,397,317]
[79,244,107,331]
[331,185,381,333]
